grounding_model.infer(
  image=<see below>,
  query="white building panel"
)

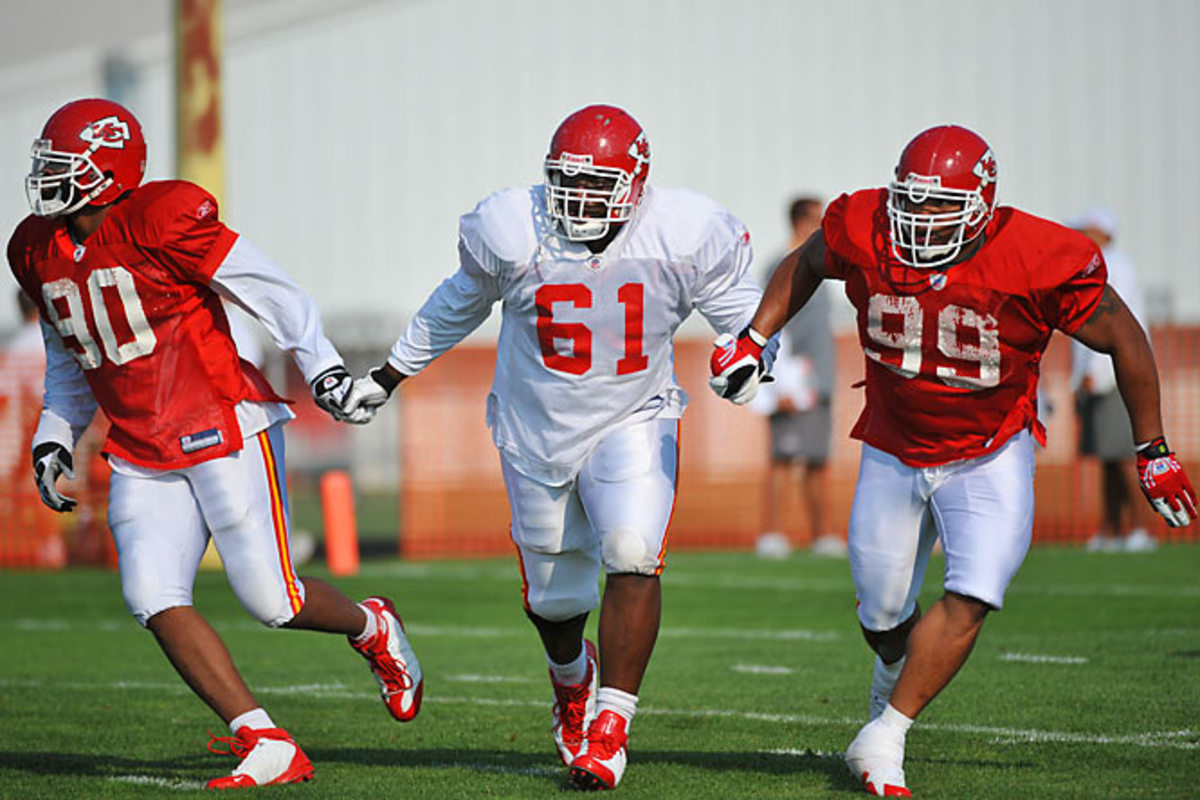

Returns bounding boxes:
[1,0,1198,336]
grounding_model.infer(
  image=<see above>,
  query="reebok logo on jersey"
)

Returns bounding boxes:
[1079,253,1101,278]
[195,200,214,220]
[180,428,223,454]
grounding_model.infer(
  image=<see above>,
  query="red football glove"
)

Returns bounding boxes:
[709,327,769,405]
[1136,437,1197,527]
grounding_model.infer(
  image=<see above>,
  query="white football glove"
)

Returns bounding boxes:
[310,364,375,424]
[32,441,77,512]
[342,366,403,419]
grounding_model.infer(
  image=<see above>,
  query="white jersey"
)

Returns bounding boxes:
[388,184,766,485]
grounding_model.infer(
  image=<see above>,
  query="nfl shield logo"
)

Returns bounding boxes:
[929,273,947,291]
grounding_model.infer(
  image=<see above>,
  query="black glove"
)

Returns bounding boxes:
[310,365,355,421]
[32,441,77,512]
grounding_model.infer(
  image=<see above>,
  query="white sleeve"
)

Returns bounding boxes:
[32,320,98,452]
[209,236,343,383]
[386,240,501,376]
[692,221,779,369]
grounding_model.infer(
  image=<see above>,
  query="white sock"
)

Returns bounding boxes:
[353,604,377,643]
[229,707,275,735]
[595,686,639,728]
[879,704,914,736]
[874,655,905,690]
[547,643,588,685]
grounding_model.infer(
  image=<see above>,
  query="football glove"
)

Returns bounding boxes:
[709,327,770,405]
[1136,437,1197,527]
[310,365,374,424]
[32,441,77,513]
[342,366,402,417]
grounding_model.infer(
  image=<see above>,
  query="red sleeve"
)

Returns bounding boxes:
[7,217,39,301]
[1037,229,1107,334]
[141,182,239,284]
[821,192,855,280]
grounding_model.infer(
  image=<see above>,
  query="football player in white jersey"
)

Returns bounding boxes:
[344,104,773,790]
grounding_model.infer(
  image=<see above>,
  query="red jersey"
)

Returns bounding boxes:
[7,180,285,469]
[823,188,1105,467]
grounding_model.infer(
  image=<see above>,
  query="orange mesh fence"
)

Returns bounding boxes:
[398,328,1200,559]
[0,352,115,570]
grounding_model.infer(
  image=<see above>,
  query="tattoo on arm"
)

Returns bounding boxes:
[1092,285,1125,320]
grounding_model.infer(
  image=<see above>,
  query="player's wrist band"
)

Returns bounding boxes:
[745,327,768,347]
[370,365,402,394]
[1136,436,1170,459]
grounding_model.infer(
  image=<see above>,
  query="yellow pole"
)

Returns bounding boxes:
[175,0,225,204]
[177,0,227,570]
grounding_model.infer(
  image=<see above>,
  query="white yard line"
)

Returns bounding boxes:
[732,664,795,675]
[2,618,840,640]
[109,775,207,791]
[999,653,1089,664]
[353,560,1200,599]
[6,678,1192,750]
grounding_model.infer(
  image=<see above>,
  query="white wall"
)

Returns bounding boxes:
[2,0,1198,337]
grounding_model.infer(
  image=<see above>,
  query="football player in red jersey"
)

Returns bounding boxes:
[711,124,1195,797]
[8,98,424,789]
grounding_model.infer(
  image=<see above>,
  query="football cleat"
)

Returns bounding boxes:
[569,709,629,791]
[551,639,598,764]
[350,596,424,722]
[205,727,313,789]
[845,718,912,797]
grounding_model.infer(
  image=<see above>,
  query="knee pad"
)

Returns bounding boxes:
[224,558,305,628]
[857,595,918,634]
[118,541,193,627]
[521,551,599,621]
[600,525,659,576]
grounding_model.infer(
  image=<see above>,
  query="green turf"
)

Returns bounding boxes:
[1,545,1197,798]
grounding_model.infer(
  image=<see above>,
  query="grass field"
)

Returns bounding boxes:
[1,545,1198,799]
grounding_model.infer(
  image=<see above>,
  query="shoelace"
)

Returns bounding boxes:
[553,681,590,734]
[207,730,252,758]
[584,715,626,759]
[360,629,414,693]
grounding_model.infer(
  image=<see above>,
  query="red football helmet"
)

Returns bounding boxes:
[887,125,997,268]
[26,98,147,217]
[544,105,650,241]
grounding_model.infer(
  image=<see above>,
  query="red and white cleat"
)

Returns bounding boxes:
[351,596,424,722]
[845,718,912,797]
[551,639,598,765]
[569,709,629,791]
[205,727,314,789]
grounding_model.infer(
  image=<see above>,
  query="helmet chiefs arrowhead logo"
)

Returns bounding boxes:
[79,115,131,149]
[973,149,997,186]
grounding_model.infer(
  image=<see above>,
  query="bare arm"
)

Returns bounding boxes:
[748,229,829,337]
[1069,284,1162,444]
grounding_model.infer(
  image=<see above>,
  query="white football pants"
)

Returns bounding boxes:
[849,431,1035,632]
[502,416,679,622]
[108,423,306,627]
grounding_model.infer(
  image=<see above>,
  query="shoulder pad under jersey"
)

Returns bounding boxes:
[458,186,540,274]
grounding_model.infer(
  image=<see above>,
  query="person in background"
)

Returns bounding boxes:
[751,196,844,556]
[8,97,422,789]
[1068,207,1158,552]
